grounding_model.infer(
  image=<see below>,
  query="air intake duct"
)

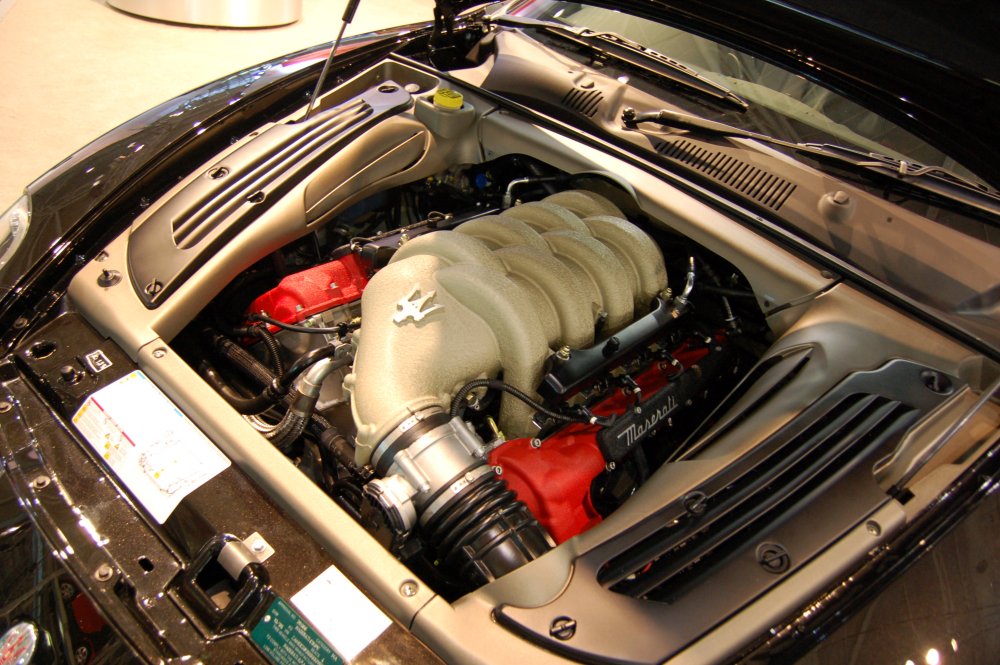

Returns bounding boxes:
[363,410,554,588]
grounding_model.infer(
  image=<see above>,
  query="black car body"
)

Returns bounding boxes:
[0,2,997,663]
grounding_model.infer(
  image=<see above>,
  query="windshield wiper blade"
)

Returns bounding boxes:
[624,107,1000,217]
[491,15,749,111]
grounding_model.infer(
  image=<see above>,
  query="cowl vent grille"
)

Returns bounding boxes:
[657,139,796,210]
[561,87,604,117]
[603,392,915,601]
[171,101,372,250]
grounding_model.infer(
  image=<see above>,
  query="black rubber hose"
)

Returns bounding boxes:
[199,359,278,415]
[206,331,351,414]
[422,472,553,588]
[211,332,277,387]
[449,379,610,426]
[248,324,285,375]
[278,345,349,392]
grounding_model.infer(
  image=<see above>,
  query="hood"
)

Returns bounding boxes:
[451,0,1000,188]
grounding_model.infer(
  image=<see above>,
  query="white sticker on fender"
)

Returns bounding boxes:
[72,370,230,523]
[292,565,392,662]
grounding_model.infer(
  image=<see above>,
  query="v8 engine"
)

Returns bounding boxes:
[189,168,758,596]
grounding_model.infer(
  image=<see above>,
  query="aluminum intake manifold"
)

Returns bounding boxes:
[345,190,667,465]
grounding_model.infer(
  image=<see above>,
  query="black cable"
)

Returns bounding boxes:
[449,379,611,426]
[250,313,346,335]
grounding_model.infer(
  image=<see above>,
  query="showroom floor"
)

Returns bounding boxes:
[0,0,435,207]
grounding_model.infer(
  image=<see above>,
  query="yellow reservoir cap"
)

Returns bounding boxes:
[433,88,464,110]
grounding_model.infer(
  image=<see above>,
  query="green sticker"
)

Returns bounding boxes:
[251,597,344,665]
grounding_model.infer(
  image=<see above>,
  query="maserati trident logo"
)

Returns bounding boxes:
[393,286,444,324]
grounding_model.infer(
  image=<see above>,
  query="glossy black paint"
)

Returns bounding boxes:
[0,311,443,664]
[744,434,1000,663]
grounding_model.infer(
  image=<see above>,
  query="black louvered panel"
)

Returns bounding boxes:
[603,393,916,600]
[560,87,604,117]
[171,101,371,249]
[657,139,796,210]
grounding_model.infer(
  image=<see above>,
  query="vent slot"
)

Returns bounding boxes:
[560,87,604,117]
[601,393,916,600]
[657,139,796,210]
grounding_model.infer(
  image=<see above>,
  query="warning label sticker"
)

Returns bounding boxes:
[72,370,231,523]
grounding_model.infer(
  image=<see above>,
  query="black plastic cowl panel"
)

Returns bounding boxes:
[127,83,413,308]
[494,359,960,664]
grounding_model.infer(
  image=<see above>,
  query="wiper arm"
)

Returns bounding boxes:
[491,15,749,111]
[624,107,1000,217]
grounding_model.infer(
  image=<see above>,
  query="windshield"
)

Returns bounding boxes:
[506,1,982,183]
[501,0,1000,349]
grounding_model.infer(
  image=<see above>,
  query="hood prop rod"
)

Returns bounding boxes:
[304,0,362,122]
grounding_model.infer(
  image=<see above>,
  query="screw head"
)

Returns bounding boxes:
[549,616,577,641]
[399,580,419,597]
[97,269,121,288]
[866,520,882,537]
[530,438,542,449]
[251,539,266,553]
[682,491,708,517]
[94,564,115,582]
[152,348,167,359]
[31,475,50,490]
[0,401,11,413]
[755,542,791,574]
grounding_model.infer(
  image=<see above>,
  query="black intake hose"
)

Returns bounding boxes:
[421,472,553,588]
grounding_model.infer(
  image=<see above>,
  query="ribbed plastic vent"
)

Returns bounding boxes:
[171,100,371,249]
[657,139,796,210]
[602,392,916,601]
[561,87,604,117]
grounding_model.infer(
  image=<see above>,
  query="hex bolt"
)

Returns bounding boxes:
[94,564,115,582]
[31,475,51,490]
[152,348,167,359]
[549,616,577,641]
[399,580,419,597]
[866,520,882,537]
[0,401,11,413]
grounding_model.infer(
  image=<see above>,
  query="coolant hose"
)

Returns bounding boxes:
[265,355,354,452]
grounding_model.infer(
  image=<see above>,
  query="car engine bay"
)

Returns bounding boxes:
[52,53,997,663]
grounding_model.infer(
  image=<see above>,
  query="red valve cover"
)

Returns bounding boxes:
[489,340,713,543]
[247,253,369,324]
